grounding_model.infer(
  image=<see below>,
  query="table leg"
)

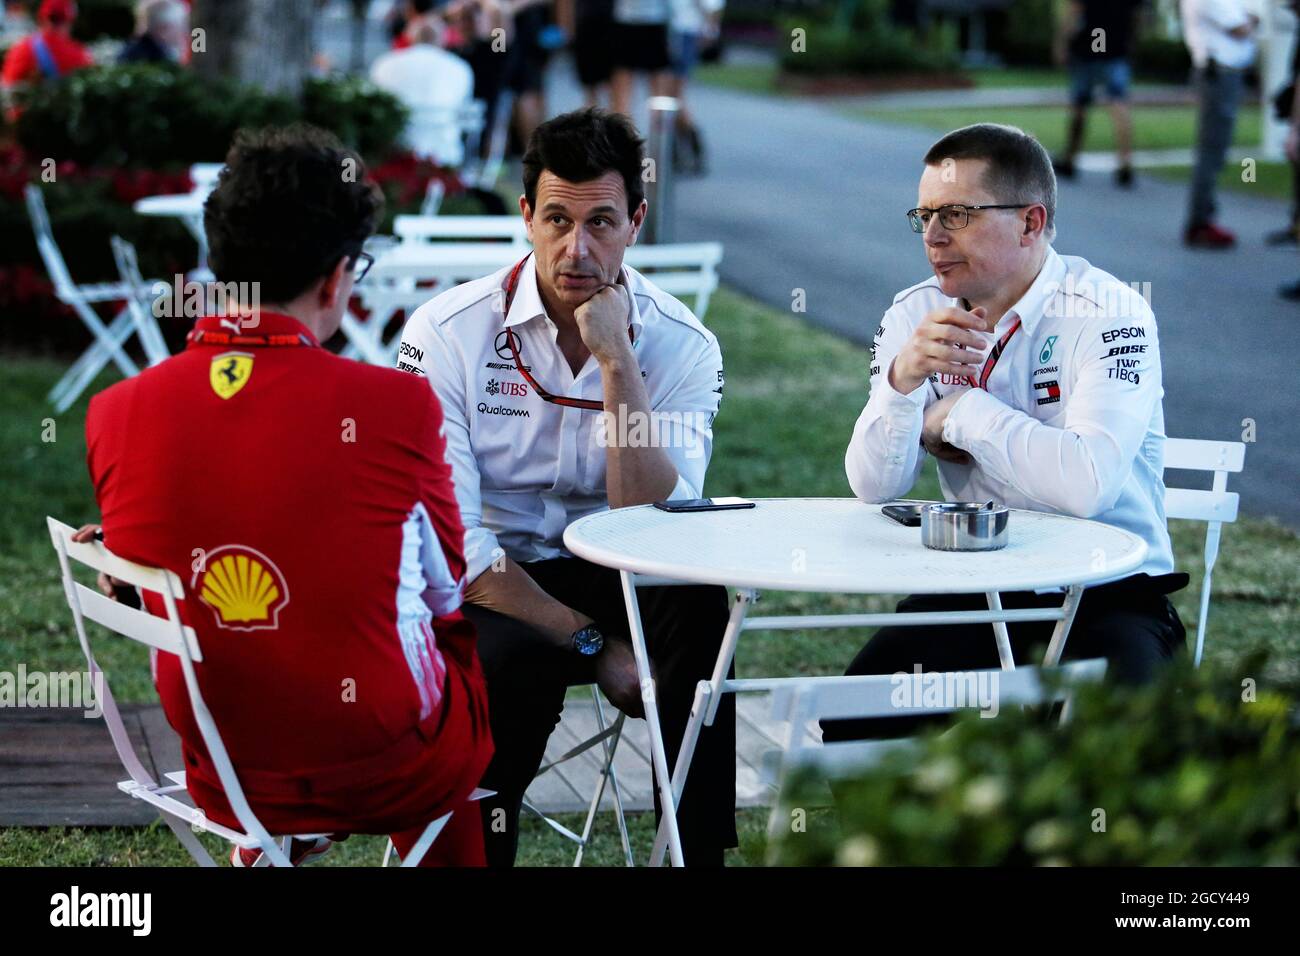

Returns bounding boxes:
[1042,584,1085,666]
[618,570,684,867]
[648,588,755,867]
[984,591,1017,671]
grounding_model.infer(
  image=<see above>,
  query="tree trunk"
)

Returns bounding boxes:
[190,0,317,97]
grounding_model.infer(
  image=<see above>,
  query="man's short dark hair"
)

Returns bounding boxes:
[923,123,1057,235]
[522,107,646,218]
[204,124,383,304]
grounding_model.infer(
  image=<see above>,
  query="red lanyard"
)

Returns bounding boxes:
[186,329,316,348]
[500,253,633,412]
[966,316,1021,390]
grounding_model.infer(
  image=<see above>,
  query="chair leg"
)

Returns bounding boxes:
[49,310,136,413]
[573,700,618,865]
[158,809,218,867]
[400,811,453,867]
[593,688,634,866]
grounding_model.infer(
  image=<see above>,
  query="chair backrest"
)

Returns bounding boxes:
[110,235,170,366]
[404,100,485,166]
[393,214,530,246]
[771,659,1107,781]
[624,242,723,320]
[46,517,290,864]
[1161,437,1246,667]
[24,185,76,296]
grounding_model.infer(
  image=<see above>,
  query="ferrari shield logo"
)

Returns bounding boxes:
[210,352,253,400]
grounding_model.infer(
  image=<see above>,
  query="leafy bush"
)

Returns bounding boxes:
[772,656,1300,866]
[991,0,1056,66]
[778,0,960,76]
[1133,36,1193,83]
[302,74,408,162]
[14,64,409,168]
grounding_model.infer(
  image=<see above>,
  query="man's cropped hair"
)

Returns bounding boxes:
[205,124,383,304]
[924,123,1057,237]
[522,107,646,218]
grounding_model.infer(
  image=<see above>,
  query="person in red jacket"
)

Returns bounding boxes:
[77,124,493,866]
[2,0,92,112]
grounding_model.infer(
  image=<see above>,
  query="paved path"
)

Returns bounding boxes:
[0,699,788,826]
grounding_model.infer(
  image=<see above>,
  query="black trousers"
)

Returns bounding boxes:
[821,574,1187,742]
[463,557,737,866]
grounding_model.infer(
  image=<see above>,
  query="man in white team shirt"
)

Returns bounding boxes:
[395,108,735,865]
[828,124,1187,741]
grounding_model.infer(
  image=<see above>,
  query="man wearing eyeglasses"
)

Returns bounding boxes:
[828,123,1187,741]
[395,107,735,866]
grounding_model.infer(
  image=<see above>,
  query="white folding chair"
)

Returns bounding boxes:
[109,236,170,367]
[624,242,723,320]
[519,686,634,866]
[25,185,159,413]
[47,517,487,867]
[763,659,1108,840]
[404,99,487,170]
[1162,437,1246,667]
[392,214,530,247]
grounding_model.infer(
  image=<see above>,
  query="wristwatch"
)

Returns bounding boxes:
[570,625,605,657]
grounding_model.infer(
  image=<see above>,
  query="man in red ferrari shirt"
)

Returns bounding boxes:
[77,124,493,866]
[2,0,92,111]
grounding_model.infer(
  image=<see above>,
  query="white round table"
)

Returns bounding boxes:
[562,498,1147,866]
[564,497,1147,595]
[134,192,211,276]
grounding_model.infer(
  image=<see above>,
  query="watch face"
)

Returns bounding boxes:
[573,627,604,656]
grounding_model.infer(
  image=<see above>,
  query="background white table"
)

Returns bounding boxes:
[563,497,1147,866]
[134,192,211,277]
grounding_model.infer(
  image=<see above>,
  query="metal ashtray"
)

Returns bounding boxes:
[921,501,1009,552]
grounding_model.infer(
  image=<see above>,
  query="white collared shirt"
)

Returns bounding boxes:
[1180,0,1257,70]
[396,254,724,583]
[845,245,1174,579]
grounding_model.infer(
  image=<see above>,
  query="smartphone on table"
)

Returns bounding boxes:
[653,497,755,513]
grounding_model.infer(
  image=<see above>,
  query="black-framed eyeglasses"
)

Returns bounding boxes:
[906,204,1030,233]
[351,251,375,284]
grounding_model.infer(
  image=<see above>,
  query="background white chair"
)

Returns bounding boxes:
[404,99,487,171]
[392,213,530,247]
[763,659,1108,840]
[520,686,634,866]
[1162,437,1246,667]
[624,242,723,321]
[109,235,170,367]
[47,517,483,867]
[25,185,157,413]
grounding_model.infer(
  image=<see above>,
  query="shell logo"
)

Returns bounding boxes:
[193,545,289,631]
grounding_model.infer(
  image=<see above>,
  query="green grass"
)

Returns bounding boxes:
[694,60,784,95]
[967,67,1065,89]
[1148,159,1292,202]
[847,103,1262,156]
[2,284,1298,864]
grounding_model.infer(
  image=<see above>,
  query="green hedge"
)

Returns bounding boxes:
[13,64,408,168]
[778,0,960,76]
[772,655,1300,866]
